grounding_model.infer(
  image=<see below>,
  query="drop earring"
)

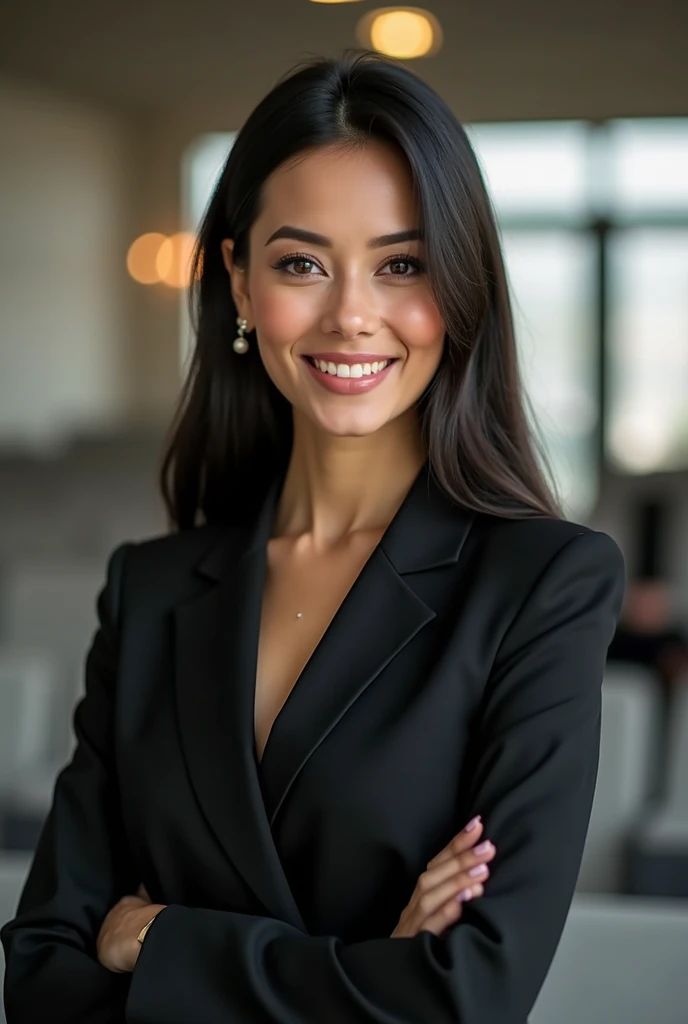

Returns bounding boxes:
[232,317,249,354]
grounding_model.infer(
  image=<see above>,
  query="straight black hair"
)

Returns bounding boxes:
[160,50,561,529]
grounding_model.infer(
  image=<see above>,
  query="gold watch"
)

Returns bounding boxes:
[136,915,158,945]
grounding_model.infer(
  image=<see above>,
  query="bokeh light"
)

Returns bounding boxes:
[126,232,167,285]
[358,8,441,59]
[155,232,196,289]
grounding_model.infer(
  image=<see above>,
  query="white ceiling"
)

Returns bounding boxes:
[0,0,686,121]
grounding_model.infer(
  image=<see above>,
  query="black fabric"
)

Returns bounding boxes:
[1,463,626,1023]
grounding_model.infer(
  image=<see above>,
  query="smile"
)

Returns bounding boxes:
[301,354,399,395]
[306,357,394,378]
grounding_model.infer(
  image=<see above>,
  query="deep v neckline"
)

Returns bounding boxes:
[239,458,438,787]
[252,527,387,769]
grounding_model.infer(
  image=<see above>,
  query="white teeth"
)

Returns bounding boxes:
[312,359,390,377]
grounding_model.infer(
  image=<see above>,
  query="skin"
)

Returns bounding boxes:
[97,140,497,970]
[223,139,446,545]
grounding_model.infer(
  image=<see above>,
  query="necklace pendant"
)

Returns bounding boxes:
[296,612,303,619]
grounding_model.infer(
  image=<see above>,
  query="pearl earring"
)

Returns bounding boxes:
[232,317,249,354]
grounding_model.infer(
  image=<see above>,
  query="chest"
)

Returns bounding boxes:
[253,532,384,764]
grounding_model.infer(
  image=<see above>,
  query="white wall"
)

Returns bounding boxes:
[0,77,136,451]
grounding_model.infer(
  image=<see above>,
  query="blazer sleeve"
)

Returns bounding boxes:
[125,529,626,1024]
[1,543,138,1023]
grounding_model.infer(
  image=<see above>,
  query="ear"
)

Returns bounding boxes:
[221,239,253,327]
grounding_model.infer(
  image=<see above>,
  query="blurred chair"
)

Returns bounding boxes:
[531,893,688,1024]
[0,558,103,764]
[577,663,663,893]
[0,648,63,851]
[0,649,57,779]
[626,676,688,897]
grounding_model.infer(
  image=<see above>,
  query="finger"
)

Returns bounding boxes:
[429,833,496,877]
[411,871,486,928]
[418,844,489,894]
[136,883,152,901]
[421,882,485,938]
[427,817,483,869]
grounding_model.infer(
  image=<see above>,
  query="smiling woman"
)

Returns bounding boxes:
[1,49,625,1024]
[163,50,562,531]
[219,141,445,436]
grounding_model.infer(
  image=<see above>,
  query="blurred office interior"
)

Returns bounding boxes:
[1,1,688,1020]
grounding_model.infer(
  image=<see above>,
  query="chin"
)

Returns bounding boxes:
[312,410,390,438]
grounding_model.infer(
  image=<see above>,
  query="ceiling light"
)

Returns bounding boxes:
[357,7,442,59]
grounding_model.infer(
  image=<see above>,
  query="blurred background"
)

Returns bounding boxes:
[1,1,687,1020]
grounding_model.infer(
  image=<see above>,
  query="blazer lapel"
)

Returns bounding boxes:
[173,462,475,928]
[258,462,476,826]
[174,474,306,929]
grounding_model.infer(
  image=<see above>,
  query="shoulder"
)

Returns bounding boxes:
[474,511,626,582]
[101,523,231,617]
[121,522,228,575]
[463,512,627,633]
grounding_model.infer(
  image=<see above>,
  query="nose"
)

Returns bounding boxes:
[319,274,381,340]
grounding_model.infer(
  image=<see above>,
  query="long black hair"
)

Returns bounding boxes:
[160,49,561,529]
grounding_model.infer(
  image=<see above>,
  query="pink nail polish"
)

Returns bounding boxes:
[456,888,474,902]
[474,840,493,855]
[469,863,488,878]
[464,815,481,832]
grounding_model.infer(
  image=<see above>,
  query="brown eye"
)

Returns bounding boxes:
[380,255,424,277]
[272,254,322,277]
[292,259,315,275]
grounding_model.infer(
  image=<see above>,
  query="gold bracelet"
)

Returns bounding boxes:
[136,915,158,945]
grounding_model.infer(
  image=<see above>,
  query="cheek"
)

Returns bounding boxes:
[251,279,314,347]
[388,292,445,353]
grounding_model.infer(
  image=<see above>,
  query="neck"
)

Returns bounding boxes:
[272,408,427,549]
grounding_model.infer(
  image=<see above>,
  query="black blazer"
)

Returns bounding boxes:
[1,463,626,1024]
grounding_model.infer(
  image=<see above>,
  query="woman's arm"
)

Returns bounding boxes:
[123,529,625,1024]
[1,543,138,1024]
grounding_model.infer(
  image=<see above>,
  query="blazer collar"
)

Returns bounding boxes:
[197,458,475,581]
[174,460,475,929]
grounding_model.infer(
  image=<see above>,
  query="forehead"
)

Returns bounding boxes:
[254,141,419,237]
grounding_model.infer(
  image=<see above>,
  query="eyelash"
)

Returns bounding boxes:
[271,251,425,279]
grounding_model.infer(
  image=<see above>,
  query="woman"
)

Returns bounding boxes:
[1,51,625,1023]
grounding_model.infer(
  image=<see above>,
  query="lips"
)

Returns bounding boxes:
[302,353,398,395]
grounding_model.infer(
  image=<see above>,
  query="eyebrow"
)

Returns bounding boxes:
[264,226,424,249]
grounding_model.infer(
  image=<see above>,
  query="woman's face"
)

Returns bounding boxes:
[222,140,446,439]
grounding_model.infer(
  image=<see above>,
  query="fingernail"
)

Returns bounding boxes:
[456,888,474,902]
[474,840,493,855]
[464,815,481,832]
[469,863,489,878]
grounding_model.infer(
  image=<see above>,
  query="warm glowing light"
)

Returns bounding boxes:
[358,7,442,59]
[126,232,167,284]
[156,232,196,289]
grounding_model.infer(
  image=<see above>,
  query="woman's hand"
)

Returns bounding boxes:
[390,816,496,939]
[96,883,167,974]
